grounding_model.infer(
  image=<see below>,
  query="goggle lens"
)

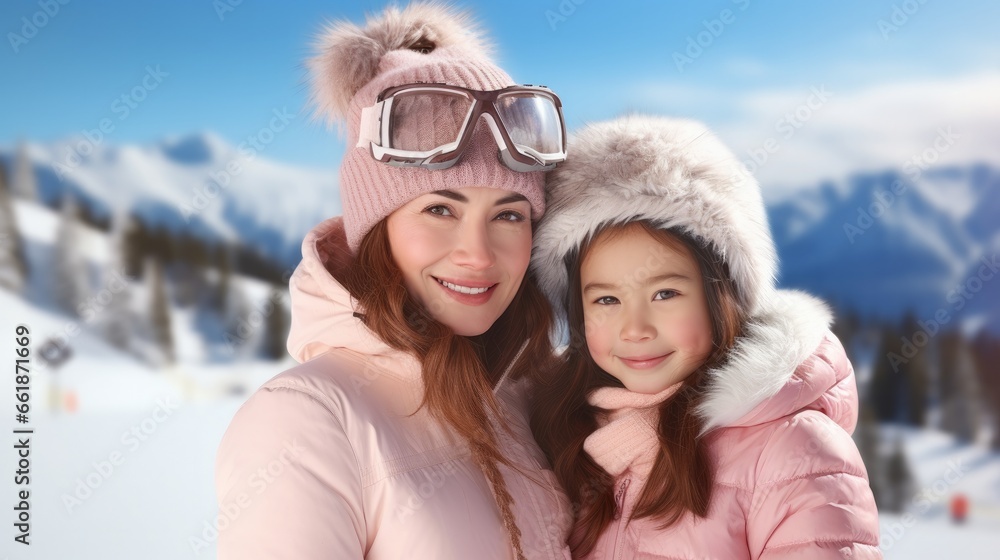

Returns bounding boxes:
[387,91,473,152]
[496,93,564,156]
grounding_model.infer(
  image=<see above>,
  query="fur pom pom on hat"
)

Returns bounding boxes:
[532,115,778,320]
[307,2,494,124]
[307,2,545,252]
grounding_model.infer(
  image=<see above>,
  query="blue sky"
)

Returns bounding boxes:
[3,0,999,188]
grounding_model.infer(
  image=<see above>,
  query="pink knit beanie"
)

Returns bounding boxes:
[308,3,546,253]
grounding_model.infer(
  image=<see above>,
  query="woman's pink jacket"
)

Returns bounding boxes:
[214,217,573,559]
[578,291,882,559]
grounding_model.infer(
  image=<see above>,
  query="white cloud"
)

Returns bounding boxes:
[634,72,1000,196]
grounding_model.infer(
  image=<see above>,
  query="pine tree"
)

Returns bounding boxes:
[832,308,860,356]
[171,233,209,307]
[222,272,251,357]
[210,243,232,314]
[121,214,146,280]
[870,323,904,423]
[101,212,135,353]
[0,159,28,291]
[938,330,983,443]
[12,142,38,201]
[883,435,915,513]
[52,195,90,317]
[971,332,1000,450]
[262,286,289,360]
[146,257,175,365]
[899,312,931,426]
[854,397,884,509]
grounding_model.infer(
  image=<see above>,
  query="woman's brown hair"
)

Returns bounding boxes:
[530,221,747,557]
[336,218,557,560]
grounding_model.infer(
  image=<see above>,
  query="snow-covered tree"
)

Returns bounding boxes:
[262,286,289,360]
[100,212,137,353]
[12,143,38,201]
[221,276,252,357]
[938,330,983,443]
[146,257,175,365]
[972,332,1000,450]
[52,195,90,316]
[899,313,931,427]
[0,159,28,291]
[854,398,884,509]
[882,435,915,513]
[870,322,904,423]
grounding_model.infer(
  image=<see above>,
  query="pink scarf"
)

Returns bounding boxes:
[583,382,683,480]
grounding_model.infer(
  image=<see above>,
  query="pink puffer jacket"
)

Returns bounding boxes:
[215,217,573,560]
[579,291,882,559]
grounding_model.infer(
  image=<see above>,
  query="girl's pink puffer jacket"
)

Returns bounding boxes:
[579,291,882,560]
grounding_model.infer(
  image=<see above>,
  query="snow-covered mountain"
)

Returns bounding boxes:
[769,164,1000,332]
[0,133,340,268]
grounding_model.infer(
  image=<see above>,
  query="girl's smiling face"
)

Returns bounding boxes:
[580,224,713,394]
[386,186,533,336]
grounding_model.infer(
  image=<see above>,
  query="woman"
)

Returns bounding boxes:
[215,4,572,559]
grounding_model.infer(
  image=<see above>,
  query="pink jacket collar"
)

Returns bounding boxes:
[285,216,423,380]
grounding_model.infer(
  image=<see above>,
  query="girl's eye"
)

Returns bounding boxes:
[425,205,453,217]
[495,210,526,222]
[654,290,678,301]
[594,296,619,305]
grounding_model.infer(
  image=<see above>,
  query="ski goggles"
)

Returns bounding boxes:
[356,83,567,172]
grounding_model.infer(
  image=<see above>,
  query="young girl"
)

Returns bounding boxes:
[531,116,881,559]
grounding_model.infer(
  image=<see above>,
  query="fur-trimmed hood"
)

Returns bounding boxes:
[530,115,851,433]
[696,290,853,433]
[532,115,777,320]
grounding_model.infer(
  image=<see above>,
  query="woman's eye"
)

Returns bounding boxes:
[495,210,526,222]
[425,205,453,217]
[654,290,678,301]
[594,296,619,305]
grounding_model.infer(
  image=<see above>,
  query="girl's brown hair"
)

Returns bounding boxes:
[530,221,747,557]
[336,218,557,560]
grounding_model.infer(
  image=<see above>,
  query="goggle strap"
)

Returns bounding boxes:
[355,103,383,149]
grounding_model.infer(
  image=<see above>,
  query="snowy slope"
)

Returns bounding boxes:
[879,426,1000,559]
[13,195,291,367]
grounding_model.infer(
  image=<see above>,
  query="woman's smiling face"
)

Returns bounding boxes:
[386,186,533,336]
